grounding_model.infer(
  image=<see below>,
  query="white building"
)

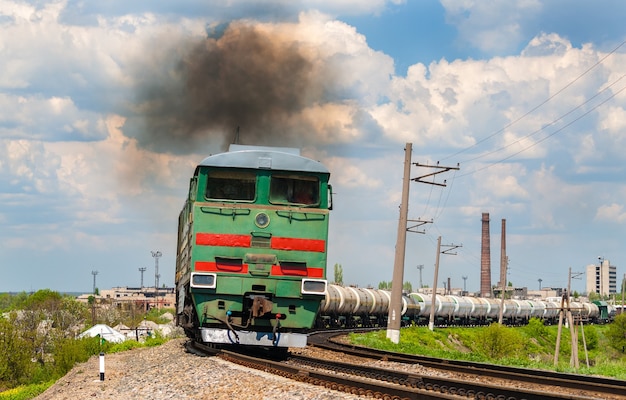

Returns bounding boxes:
[586,259,617,296]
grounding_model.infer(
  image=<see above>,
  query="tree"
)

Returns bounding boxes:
[403,281,413,293]
[0,313,33,387]
[333,263,343,285]
[606,313,626,352]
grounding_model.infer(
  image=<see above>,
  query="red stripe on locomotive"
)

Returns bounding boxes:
[271,265,324,277]
[270,237,325,252]
[195,261,249,273]
[195,233,325,252]
[196,233,251,247]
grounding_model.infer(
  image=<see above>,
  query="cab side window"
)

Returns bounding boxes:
[270,176,319,206]
[206,171,256,201]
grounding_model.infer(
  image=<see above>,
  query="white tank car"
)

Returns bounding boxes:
[319,286,602,326]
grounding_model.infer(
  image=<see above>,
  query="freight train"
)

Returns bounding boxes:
[317,284,613,328]
[175,145,332,348]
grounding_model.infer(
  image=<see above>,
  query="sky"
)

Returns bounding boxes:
[1,0,626,295]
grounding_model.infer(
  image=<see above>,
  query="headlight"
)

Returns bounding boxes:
[191,273,216,289]
[302,279,327,295]
[255,212,270,228]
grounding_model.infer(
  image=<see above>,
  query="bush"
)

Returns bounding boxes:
[524,317,547,337]
[51,336,101,379]
[581,325,598,350]
[0,315,33,387]
[606,314,626,352]
[475,323,523,359]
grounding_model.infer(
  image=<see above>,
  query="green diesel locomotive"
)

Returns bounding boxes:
[175,144,332,348]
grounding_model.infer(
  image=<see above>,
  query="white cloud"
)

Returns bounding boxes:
[440,0,542,54]
[1,0,626,292]
[596,203,626,223]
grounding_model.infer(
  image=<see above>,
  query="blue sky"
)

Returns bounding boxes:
[1,0,625,295]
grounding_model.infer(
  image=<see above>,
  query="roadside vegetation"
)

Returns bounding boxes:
[0,290,178,400]
[349,315,626,380]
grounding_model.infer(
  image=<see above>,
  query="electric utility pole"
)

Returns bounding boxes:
[386,143,459,344]
[428,238,461,331]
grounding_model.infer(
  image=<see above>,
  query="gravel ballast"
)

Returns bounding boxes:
[35,338,364,400]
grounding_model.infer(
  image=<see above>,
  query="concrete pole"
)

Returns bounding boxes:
[620,274,626,314]
[428,236,442,331]
[498,219,506,324]
[386,143,412,344]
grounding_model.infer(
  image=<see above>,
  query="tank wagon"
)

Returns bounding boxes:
[318,284,419,328]
[317,287,604,327]
[175,145,332,348]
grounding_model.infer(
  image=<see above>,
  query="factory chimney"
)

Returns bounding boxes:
[480,213,492,297]
[500,219,507,290]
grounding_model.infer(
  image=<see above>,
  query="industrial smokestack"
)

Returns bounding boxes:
[480,213,492,297]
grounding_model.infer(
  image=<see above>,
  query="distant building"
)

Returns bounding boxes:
[527,287,564,299]
[586,259,617,296]
[76,286,176,310]
[492,286,527,299]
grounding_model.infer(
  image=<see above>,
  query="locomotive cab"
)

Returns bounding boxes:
[175,145,331,348]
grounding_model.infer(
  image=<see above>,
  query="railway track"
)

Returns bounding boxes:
[189,333,625,399]
[308,330,626,399]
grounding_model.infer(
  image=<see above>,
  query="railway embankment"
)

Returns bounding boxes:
[34,338,362,400]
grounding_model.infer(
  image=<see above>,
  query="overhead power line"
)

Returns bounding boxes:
[461,73,626,166]
[441,39,626,163]
[458,82,626,178]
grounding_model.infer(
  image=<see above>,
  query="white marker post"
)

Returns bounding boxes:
[99,352,105,381]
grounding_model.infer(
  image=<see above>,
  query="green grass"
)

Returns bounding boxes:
[0,336,172,400]
[348,323,626,380]
[0,382,54,400]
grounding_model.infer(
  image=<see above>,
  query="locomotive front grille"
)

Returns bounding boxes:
[250,235,271,248]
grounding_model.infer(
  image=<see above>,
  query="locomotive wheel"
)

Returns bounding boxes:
[181,289,200,340]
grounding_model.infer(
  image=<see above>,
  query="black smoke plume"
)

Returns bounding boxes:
[131,20,343,154]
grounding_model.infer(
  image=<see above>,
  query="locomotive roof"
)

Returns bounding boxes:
[196,145,330,175]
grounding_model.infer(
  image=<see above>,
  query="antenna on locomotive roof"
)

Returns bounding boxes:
[233,126,240,144]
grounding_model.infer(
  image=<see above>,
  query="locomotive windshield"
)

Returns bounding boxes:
[205,171,256,201]
[270,175,319,206]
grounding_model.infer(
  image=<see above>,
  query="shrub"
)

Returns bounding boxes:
[605,314,626,352]
[581,325,598,351]
[475,323,523,360]
[0,315,33,387]
[51,336,101,378]
[524,317,547,337]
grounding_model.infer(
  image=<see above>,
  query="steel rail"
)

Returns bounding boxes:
[308,331,626,399]
[189,340,604,399]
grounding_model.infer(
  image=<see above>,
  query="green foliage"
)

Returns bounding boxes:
[107,339,144,353]
[144,308,175,324]
[605,313,626,352]
[0,292,29,313]
[0,314,33,387]
[51,336,101,378]
[376,281,414,292]
[475,323,523,359]
[0,289,177,396]
[524,317,547,337]
[581,325,598,350]
[349,323,625,379]
[0,381,53,400]
[22,290,62,311]
[333,264,343,285]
